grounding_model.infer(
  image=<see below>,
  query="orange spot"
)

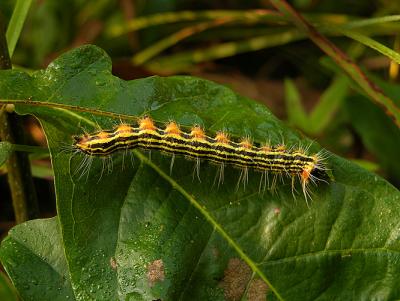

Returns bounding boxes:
[240,138,252,149]
[165,121,181,136]
[191,126,205,139]
[215,131,230,144]
[139,116,156,131]
[116,124,133,132]
[97,131,109,139]
[261,144,271,152]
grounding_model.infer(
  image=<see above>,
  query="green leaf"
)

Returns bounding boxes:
[0,217,75,300]
[350,159,379,173]
[1,45,400,300]
[0,271,18,301]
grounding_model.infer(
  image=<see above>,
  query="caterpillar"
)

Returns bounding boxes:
[72,116,328,203]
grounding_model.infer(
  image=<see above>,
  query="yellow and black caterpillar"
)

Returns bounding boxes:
[73,116,327,201]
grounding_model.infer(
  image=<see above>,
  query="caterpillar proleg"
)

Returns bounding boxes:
[72,116,328,203]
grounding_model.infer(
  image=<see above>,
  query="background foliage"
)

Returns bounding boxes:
[0,0,400,300]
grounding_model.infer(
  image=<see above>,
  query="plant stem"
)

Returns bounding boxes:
[0,15,38,223]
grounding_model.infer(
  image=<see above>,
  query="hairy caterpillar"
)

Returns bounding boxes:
[71,116,328,203]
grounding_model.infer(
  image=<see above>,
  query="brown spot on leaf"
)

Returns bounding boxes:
[110,257,117,270]
[147,259,165,286]
[212,247,220,258]
[219,258,252,301]
[247,278,269,301]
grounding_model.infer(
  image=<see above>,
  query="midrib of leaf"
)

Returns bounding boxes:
[0,99,139,123]
[133,150,284,300]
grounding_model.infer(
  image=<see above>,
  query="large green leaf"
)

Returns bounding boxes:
[0,218,74,300]
[1,45,400,300]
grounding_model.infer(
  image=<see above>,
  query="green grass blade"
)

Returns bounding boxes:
[5,0,32,57]
[145,29,305,72]
[284,79,308,130]
[133,19,233,65]
[337,28,400,65]
[105,9,282,37]
[344,15,400,28]
[309,76,349,135]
